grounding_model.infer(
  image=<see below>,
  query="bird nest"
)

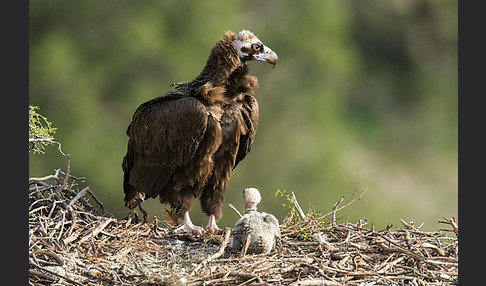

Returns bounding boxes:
[29,158,458,285]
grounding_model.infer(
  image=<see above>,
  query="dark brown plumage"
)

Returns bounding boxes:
[122,30,277,234]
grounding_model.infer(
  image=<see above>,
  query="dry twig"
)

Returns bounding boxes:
[229,203,243,218]
[191,227,232,274]
[240,234,251,258]
[291,191,306,220]
[332,196,345,226]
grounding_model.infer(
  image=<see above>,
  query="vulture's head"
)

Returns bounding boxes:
[243,187,262,213]
[234,30,278,68]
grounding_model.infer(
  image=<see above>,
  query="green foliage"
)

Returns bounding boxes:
[275,189,327,238]
[29,105,57,154]
[274,189,293,212]
[278,189,369,240]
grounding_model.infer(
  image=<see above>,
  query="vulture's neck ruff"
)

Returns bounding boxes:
[183,30,277,102]
[192,31,240,89]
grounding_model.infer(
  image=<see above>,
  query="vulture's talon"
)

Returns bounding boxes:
[205,214,222,235]
[173,211,204,235]
[174,223,204,235]
[206,226,223,235]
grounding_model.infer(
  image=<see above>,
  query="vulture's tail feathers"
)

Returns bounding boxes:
[163,208,180,227]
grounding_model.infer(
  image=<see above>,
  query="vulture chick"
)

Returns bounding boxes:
[122,30,278,234]
[231,188,280,254]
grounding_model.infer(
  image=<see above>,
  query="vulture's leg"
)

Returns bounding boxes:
[206,214,223,234]
[200,184,224,234]
[173,211,204,234]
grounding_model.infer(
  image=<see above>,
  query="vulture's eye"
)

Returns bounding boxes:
[252,43,263,53]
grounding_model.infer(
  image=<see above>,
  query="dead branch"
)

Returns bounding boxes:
[56,154,71,194]
[29,169,62,184]
[191,227,231,274]
[289,278,342,286]
[68,186,90,207]
[438,216,458,237]
[240,234,251,258]
[78,217,115,244]
[86,187,105,211]
[29,136,67,156]
[29,258,84,286]
[332,196,345,226]
[229,203,243,218]
[291,191,306,220]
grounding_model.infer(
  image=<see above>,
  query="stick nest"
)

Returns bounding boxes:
[29,160,458,286]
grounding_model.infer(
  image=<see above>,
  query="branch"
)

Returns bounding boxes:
[438,216,458,237]
[229,203,243,218]
[191,227,231,274]
[332,196,345,226]
[29,258,84,286]
[68,186,90,207]
[78,217,115,244]
[29,169,61,184]
[240,234,251,258]
[291,191,306,220]
[29,137,55,142]
[29,136,67,156]
[56,154,71,193]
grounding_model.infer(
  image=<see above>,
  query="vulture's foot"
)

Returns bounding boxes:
[174,211,204,235]
[206,226,223,235]
[206,215,223,235]
[174,222,204,235]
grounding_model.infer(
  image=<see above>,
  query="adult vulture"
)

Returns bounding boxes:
[122,30,278,234]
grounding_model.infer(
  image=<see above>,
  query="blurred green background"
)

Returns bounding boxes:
[29,0,457,231]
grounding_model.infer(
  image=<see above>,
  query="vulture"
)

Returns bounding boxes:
[122,30,278,234]
[231,188,280,254]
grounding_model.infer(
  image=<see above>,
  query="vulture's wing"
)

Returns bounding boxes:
[123,92,208,200]
[234,95,259,169]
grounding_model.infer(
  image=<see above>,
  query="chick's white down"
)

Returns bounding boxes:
[231,188,280,254]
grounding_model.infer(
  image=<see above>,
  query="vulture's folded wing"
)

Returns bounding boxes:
[127,93,208,166]
[123,92,208,200]
[234,94,259,169]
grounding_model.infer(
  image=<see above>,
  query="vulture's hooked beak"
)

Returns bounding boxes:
[254,46,278,68]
